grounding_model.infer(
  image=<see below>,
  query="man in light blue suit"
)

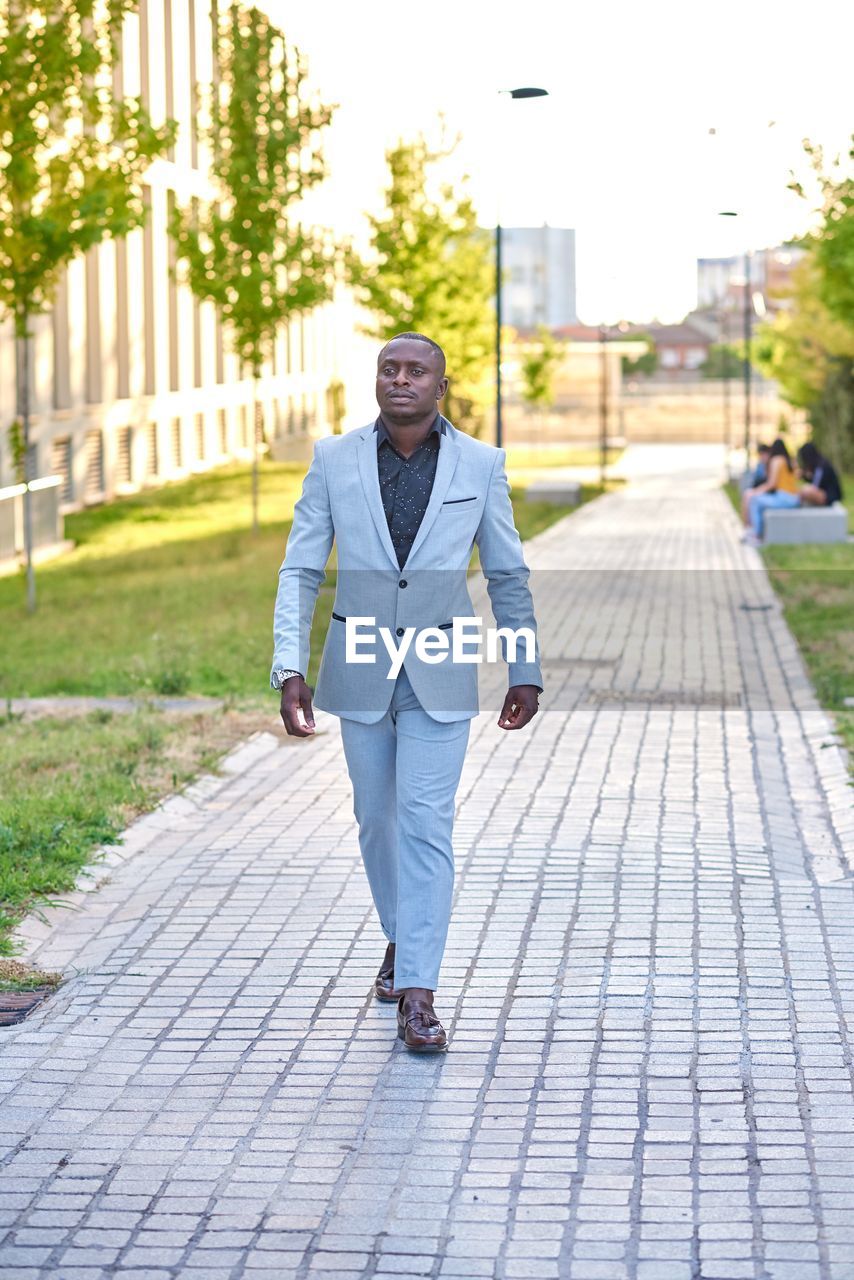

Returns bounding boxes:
[271,334,542,1052]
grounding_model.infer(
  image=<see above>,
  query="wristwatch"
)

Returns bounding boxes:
[271,668,302,690]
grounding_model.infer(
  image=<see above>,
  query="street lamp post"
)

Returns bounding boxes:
[743,247,752,461]
[719,211,752,467]
[495,87,549,450]
[599,323,608,490]
[720,299,733,480]
[496,216,504,446]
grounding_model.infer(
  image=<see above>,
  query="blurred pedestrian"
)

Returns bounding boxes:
[741,438,800,546]
[797,442,843,507]
[752,443,771,485]
[740,443,771,525]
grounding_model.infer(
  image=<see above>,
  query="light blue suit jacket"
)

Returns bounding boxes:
[270,416,543,723]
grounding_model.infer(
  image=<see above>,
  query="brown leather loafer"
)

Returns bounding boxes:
[397,996,448,1053]
[374,944,403,1002]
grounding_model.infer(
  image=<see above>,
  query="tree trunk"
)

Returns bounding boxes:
[16,316,36,613]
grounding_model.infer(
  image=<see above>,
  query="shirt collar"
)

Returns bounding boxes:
[375,413,443,448]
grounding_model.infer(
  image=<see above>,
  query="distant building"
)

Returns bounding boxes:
[550,320,711,378]
[502,226,577,331]
[0,1,368,507]
[697,245,806,315]
[697,256,741,310]
[642,322,712,375]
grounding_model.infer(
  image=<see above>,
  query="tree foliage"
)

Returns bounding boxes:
[790,139,854,330]
[519,326,565,410]
[701,342,747,380]
[617,334,657,377]
[0,0,175,337]
[348,130,494,434]
[756,136,854,469]
[170,3,336,379]
[754,258,854,406]
[0,0,175,610]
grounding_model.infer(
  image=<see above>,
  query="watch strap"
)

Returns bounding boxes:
[272,668,302,690]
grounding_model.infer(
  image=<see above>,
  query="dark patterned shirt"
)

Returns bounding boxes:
[375,415,444,568]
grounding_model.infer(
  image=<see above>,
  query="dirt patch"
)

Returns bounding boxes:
[0,957,62,992]
[123,704,279,824]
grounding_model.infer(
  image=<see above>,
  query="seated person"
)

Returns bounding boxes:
[797,442,843,507]
[752,443,771,486]
[742,438,800,545]
[741,443,771,525]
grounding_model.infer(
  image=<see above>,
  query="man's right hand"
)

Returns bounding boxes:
[279,676,316,737]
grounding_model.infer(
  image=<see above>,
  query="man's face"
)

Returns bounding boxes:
[376,339,448,424]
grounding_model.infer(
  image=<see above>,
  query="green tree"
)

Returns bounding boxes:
[617,334,657,377]
[520,326,565,411]
[791,139,854,328]
[349,130,494,435]
[171,4,336,532]
[701,342,747,379]
[755,257,854,468]
[756,137,854,469]
[0,0,175,611]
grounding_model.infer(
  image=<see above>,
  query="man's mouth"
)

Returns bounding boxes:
[389,392,414,400]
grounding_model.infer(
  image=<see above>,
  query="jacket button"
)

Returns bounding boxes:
[396,627,404,637]
[399,579,407,588]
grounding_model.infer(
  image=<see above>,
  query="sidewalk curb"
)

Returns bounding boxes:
[12,729,284,965]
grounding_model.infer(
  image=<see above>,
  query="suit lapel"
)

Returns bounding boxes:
[356,427,400,570]
[404,420,462,564]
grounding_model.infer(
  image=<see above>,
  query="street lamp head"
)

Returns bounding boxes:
[503,86,549,99]
[493,83,548,451]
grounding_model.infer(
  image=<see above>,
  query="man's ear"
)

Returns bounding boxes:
[437,377,449,400]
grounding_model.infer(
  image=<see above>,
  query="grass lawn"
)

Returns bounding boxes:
[0,701,262,969]
[0,455,599,965]
[504,443,623,472]
[725,477,854,765]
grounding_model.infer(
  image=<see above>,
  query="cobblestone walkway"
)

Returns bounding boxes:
[2,446,852,1280]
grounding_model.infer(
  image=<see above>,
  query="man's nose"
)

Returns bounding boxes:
[392,369,410,385]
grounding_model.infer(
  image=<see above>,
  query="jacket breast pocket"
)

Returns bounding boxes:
[442,496,477,507]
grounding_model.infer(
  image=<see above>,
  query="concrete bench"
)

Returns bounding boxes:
[524,479,582,507]
[764,502,848,545]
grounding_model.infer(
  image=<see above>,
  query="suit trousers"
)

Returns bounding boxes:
[339,666,470,990]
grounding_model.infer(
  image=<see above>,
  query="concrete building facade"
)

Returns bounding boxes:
[697,244,806,314]
[0,1,368,508]
[502,226,577,332]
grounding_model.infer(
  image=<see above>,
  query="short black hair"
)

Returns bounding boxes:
[379,332,446,376]
[757,443,771,454]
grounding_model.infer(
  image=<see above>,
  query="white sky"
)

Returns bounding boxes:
[271,0,852,323]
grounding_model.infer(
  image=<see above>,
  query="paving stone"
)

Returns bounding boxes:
[0,446,851,1280]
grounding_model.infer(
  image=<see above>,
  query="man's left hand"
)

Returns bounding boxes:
[497,685,540,731]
